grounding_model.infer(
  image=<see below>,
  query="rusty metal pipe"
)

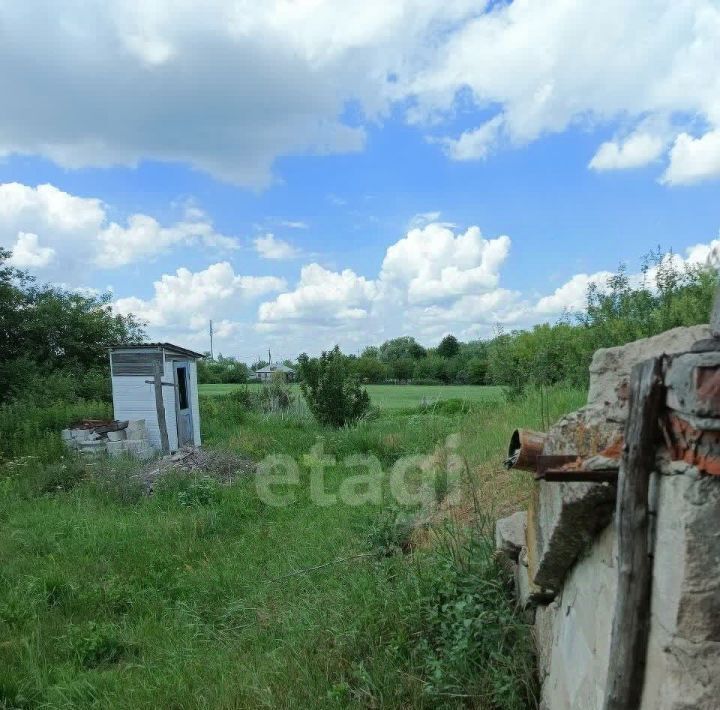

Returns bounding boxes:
[507,429,547,471]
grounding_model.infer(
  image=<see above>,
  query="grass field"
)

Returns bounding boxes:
[0,385,585,708]
[200,382,505,410]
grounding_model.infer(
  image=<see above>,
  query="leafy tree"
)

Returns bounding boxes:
[297,346,370,427]
[378,336,426,362]
[198,354,249,384]
[437,334,460,359]
[353,356,388,383]
[462,351,488,385]
[390,357,416,382]
[0,249,144,402]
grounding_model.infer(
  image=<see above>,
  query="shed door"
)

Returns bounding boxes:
[173,361,194,447]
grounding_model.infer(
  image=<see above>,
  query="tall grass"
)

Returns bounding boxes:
[0,385,584,708]
[0,399,110,462]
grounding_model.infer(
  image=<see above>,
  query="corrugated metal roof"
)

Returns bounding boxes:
[109,343,205,359]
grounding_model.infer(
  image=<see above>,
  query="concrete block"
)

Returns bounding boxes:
[587,324,710,424]
[642,467,720,710]
[528,478,616,592]
[125,439,153,460]
[539,523,617,710]
[107,430,126,442]
[534,601,559,680]
[495,510,527,561]
[106,441,127,457]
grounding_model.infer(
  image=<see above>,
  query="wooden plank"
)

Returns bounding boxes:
[603,356,664,710]
[152,359,170,455]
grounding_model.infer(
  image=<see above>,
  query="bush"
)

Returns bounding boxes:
[297,346,370,428]
[256,372,294,413]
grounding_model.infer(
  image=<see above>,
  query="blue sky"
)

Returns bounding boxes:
[1,1,719,360]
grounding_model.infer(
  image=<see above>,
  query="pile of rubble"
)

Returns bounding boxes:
[61,419,153,460]
[137,446,256,493]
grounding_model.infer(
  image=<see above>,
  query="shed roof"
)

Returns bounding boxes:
[256,363,295,374]
[109,343,205,359]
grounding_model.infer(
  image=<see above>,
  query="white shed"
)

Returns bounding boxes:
[109,343,203,453]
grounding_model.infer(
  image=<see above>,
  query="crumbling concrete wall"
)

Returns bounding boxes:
[497,325,720,710]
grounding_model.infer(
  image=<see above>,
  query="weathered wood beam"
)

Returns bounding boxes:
[152,359,170,455]
[603,356,664,710]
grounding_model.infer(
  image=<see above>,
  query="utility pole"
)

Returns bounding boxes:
[268,348,272,365]
[209,320,214,360]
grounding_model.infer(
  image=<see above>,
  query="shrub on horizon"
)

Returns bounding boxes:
[297,346,370,428]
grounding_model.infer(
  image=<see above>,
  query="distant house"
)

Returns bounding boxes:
[254,363,296,382]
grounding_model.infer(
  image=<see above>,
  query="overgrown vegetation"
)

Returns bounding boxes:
[0,241,714,708]
[1,382,580,708]
[197,354,249,384]
[0,248,143,404]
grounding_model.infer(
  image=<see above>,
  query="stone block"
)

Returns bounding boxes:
[539,523,617,710]
[495,510,527,561]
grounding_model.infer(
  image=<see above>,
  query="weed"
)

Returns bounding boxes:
[176,475,221,508]
[64,621,137,669]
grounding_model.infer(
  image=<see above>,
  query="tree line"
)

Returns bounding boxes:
[1,245,715,405]
[299,251,716,394]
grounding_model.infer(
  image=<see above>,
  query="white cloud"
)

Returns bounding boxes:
[0,1,477,187]
[278,221,308,230]
[258,264,376,326]
[534,237,720,317]
[7,232,56,268]
[589,132,667,171]
[439,115,505,161]
[535,272,614,314]
[662,130,720,185]
[408,211,442,229]
[254,234,301,260]
[0,182,238,279]
[408,1,720,183]
[256,222,513,346]
[114,262,285,329]
[379,224,510,304]
[684,237,720,266]
[108,217,720,356]
[1,2,716,185]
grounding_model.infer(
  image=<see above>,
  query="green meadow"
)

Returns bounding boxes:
[0,385,584,709]
[200,382,505,410]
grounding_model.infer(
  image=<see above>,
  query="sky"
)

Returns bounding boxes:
[1,0,719,362]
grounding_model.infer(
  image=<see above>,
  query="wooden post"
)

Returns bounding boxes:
[603,357,664,710]
[152,359,170,455]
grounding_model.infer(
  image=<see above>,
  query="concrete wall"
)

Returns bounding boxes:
[497,325,720,710]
